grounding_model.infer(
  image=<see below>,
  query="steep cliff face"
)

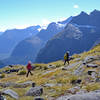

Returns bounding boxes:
[35,10,100,63]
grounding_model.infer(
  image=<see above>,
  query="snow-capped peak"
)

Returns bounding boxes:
[37,25,47,31]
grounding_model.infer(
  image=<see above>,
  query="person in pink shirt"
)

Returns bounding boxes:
[26,61,33,77]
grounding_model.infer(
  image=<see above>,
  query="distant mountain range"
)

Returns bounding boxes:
[35,9,100,63]
[3,22,66,65]
[1,9,100,66]
[0,25,40,59]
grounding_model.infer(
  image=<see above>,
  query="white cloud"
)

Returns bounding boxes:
[41,19,50,26]
[73,5,79,9]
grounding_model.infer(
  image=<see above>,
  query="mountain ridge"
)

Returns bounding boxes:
[35,9,100,63]
[0,25,40,60]
[3,21,66,65]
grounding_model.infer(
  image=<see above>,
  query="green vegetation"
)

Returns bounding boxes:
[18,70,26,75]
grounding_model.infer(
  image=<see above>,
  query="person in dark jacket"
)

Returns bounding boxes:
[64,51,69,65]
[26,61,33,77]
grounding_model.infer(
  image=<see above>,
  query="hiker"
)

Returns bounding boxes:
[64,51,69,65]
[26,61,33,77]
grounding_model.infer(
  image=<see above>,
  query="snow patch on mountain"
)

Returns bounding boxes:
[57,23,66,28]
[58,16,73,24]
[38,26,47,31]
[73,24,96,28]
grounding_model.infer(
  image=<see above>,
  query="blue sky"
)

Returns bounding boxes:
[0,0,100,31]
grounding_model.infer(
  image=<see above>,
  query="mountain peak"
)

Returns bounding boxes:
[80,11,88,16]
[25,25,41,31]
[90,9,100,15]
[93,9,100,12]
[47,22,57,30]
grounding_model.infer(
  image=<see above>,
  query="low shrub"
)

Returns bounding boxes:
[18,70,26,75]
[0,73,5,78]
[84,83,100,92]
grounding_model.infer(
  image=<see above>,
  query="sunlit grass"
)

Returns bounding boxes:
[84,83,100,92]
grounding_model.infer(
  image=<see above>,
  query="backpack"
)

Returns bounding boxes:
[64,53,69,60]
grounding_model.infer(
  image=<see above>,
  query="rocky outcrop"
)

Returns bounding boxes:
[47,65,56,68]
[3,89,19,100]
[2,68,23,74]
[0,81,33,88]
[83,56,100,64]
[86,64,98,68]
[25,86,43,96]
[62,61,82,70]
[57,91,100,100]
[74,64,85,75]
[71,79,82,85]
[88,69,96,75]
[44,83,55,87]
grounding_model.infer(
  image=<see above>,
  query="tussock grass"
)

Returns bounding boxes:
[84,83,100,92]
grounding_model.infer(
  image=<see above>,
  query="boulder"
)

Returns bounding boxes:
[86,64,98,68]
[44,83,55,87]
[88,71,95,75]
[47,65,55,68]
[43,70,56,75]
[74,64,84,75]
[57,92,100,100]
[71,79,82,85]
[67,92,100,100]
[34,97,44,100]
[14,81,33,88]
[0,82,15,88]
[87,69,96,75]
[3,89,19,100]
[83,56,100,64]
[0,81,33,88]
[25,86,43,96]
[10,69,19,72]
[62,61,82,70]
[75,58,81,61]
[3,70,11,74]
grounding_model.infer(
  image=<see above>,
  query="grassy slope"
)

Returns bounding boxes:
[0,44,100,100]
